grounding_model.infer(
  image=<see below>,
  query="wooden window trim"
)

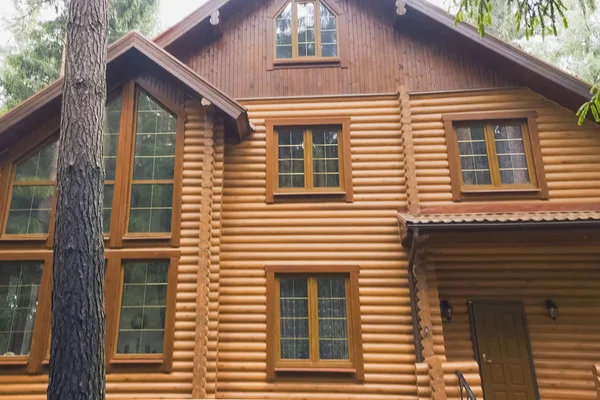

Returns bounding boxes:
[0,251,53,374]
[104,250,178,373]
[443,110,549,202]
[266,117,353,203]
[265,265,363,381]
[110,79,184,249]
[266,0,348,70]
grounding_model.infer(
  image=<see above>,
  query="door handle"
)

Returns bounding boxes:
[482,353,493,364]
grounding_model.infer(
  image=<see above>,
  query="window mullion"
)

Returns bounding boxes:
[308,277,320,365]
[292,0,298,59]
[484,123,501,187]
[315,1,321,58]
[305,129,314,190]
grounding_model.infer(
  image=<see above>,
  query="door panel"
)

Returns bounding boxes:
[469,301,538,400]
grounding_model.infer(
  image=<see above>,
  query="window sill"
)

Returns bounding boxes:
[122,234,172,242]
[0,357,29,366]
[272,190,349,203]
[110,357,164,365]
[275,366,356,374]
[0,235,48,242]
[273,57,341,69]
[458,187,543,201]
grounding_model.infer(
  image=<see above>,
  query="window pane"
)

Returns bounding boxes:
[6,185,54,235]
[276,3,293,59]
[312,127,340,188]
[320,2,337,57]
[494,123,530,185]
[317,276,349,360]
[0,262,43,356]
[14,141,58,182]
[278,130,305,189]
[456,124,491,185]
[103,184,114,233]
[297,2,316,57]
[129,91,176,234]
[117,261,169,355]
[279,277,309,360]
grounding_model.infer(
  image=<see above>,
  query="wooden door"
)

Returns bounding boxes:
[469,301,539,400]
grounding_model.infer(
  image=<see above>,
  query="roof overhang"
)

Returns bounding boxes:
[0,31,251,150]
[398,211,600,246]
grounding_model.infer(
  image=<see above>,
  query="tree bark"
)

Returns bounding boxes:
[48,0,109,399]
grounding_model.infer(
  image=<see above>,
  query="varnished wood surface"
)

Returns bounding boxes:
[214,95,415,399]
[410,88,600,207]
[428,244,600,400]
[181,0,515,98]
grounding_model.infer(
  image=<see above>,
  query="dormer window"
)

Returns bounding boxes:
[274,0,339,61]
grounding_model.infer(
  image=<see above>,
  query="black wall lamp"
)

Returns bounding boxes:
[440,300,453,322]
[545,299,558,321]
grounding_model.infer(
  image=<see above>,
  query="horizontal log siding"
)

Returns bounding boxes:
[0,100,206,400]
[431,245,600,400]
[217,96,416,399]
[182,0,514,98]
[410,88,600,206]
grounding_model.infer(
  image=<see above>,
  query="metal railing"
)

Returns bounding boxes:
[456,370,477,400]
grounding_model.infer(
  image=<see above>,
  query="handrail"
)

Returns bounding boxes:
[456,370,477,400]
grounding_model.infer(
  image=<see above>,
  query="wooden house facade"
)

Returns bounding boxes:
[0,1,598,399]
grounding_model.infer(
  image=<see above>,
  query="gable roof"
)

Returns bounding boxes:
[153,0,593,119]
[0,31,251,149]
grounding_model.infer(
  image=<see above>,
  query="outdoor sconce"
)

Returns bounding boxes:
[545,299,558,321]
[440,300,453,322]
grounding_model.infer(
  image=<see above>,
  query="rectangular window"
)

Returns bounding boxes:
[4,141,58,236]
[266,119,352,202]
[116,260,169,355]
[443,112,548,201]
[266,266,363,380]
[0,262,43,357]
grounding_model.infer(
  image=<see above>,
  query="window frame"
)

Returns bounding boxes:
[0,251,53,374]
[265,265,363,381]
[104,249,179,372]
[267,0,348,69]
[266,118,353,203]
[443,111,549,202]
[0,132,59,245]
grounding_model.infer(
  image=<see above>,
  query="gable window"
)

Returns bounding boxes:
[104,95,122,233]
[4,141,58,236]
[265,265,363,380]
[443,111,548,201]
[266,118,352,203]
[274,0,339,62]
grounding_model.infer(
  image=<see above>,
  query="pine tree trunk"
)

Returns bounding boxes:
[48,0,109,399]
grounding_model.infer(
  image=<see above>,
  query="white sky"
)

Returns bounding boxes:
[0,0,209,46]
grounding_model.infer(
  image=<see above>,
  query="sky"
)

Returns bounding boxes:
[0,0,210,46]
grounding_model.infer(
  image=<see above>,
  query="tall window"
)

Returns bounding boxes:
[266,266,363,380]
[0,262,43,357]
[266,119,352,202]
[444,112,548,201]
[104,95,122,233]
[128,92,176,234]
[275,0,338,61]
[4,141,58,236]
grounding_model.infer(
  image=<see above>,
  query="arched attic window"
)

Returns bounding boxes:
[275,0,339,61]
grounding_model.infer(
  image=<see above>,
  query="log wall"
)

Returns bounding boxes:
[410,88,600,207]
[429,244,600,400]
[182,0,515,99]
[215,95,417,399]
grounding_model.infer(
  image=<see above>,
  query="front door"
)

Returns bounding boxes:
[469,301,539,400]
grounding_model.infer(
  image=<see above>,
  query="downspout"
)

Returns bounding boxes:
[407,228,423,362]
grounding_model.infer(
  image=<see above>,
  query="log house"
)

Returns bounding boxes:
[0,1,598,399]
